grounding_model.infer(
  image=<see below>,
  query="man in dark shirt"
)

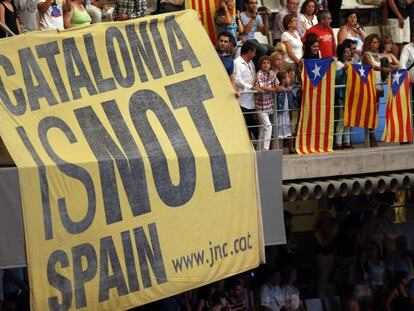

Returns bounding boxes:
[216,31,235,75]
[216,31,239,96]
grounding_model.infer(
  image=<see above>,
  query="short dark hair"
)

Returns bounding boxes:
[343,38,357,48]
[336,43,349,62]
[240,40,258,55]
[217,31,233,41]
[344,10,360,22]
[317,10,330,22]
[258,55,271,68]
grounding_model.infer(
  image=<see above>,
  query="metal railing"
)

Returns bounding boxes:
[241,82,414,153]
[0,22,16,37]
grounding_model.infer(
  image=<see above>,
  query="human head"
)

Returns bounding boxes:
[217,31,233,53]
[283,266,298,285]
[240,40,257,60]
[344,11,359,27]
[286,0,299,14]
[283,14,298,31]
[300,0,318,16]
[317,10,332,28]
[362,34,380,52]
[343,38,358,57]
[243,0,258,13]
[276,70,290,85]
[336,43,352,62]
[267,269,282,286]
[259,55,272,71]
[270,51,283,70]
[303,33,320,58]
[218,0,235,11]
[230,279,245,299]
[379,36,393,53]
[393,271,410,288]
[211,290,228,307]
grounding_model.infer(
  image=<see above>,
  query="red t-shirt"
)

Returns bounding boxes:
[303,25,335,58]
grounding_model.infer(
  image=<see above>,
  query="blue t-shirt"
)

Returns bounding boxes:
[218,52,234,76]
[240,11,262,40]
[216,15,238,41]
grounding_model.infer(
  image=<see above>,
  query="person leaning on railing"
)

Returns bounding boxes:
[253,55,278,151]
[361,34,392,147]
[275,70,296,154]
[379,36,400,82]
[334,43,353,150]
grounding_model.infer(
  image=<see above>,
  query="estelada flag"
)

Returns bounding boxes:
[185,1,218,42]
[382,69,413,142]
[344,64,378,129]
[296,58,335,154]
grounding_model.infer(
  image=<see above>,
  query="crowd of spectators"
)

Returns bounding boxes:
[2,0,414,150]
[1,197,414,310]
[214,0,414,151]
[129,196,414,311]
[0,0,185,36]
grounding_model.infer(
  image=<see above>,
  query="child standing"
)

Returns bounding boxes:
[276,71,295,153]
[270,51,284,75]
[254,56,278,150]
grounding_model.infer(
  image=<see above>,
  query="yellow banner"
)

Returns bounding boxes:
[0,10,262,311]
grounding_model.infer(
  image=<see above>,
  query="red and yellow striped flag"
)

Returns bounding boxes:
[382,69,412,142]
[296,58,335,154]
[185,1,218,42]
[344,64,378,129]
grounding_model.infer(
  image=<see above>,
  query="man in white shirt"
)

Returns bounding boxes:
[400,34,414,82]
[260,270,286,311]
[37,0,64,30]
[234,40,258,140]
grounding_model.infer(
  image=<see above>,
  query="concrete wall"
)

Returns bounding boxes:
[283,145,414,180]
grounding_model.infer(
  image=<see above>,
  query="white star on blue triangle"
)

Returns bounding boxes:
[304,58,334,87]
[391,69,408,96]
[352,64,372,83]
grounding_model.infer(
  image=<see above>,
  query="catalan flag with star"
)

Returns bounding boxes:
[185,0,218,42]
[382,69,412,143]
[344,64,378,129]
[296,58,335,154]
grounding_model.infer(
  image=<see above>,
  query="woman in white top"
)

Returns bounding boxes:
[281,14,303,75]
[337,11,366,54]
[298,0,318,35]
